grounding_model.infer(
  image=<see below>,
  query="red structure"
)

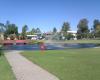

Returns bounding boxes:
[2,40,28,45]
[3,40,14,45]
[15,40,28,45]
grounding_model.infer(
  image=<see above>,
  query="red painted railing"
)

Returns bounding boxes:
[2,40,28,45]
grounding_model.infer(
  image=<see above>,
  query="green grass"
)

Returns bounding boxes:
[28,40,45,44]
[64,40,100,43]
[21,48,100,80]
[48,40,100,43]
[0,56,16,80]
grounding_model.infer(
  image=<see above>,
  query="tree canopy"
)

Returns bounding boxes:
[61,22,70,33]
[93,19,100,37]
[1,18,100,40]
[4,22,18,37]
[77,18,89,34]
[0,23,5,33]
[53,27,57,33]
[21,25,28,39]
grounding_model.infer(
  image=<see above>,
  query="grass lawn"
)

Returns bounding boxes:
[0,56,16,80]
[46,40,100,44]
[21,48,100,80]
[64,40,100,43]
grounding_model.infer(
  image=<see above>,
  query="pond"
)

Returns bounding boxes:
[2,43,100,50]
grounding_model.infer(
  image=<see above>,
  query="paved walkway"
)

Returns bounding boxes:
[5,51,59,80]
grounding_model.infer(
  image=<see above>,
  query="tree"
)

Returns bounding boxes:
[0,23,5,40]
[4,22,18,39]
[77,18,89,39]
[31,28,36,33]
[67,33,74,40]
[53,27,57,33]
[5,24,18,35]
[21,25,28,39]
[95,24,100,37]
[0,23,5,33]
[93,19,100,30]
[35,28,41,33]
[92,19,100,38]
[26,28,36,35]
[61,22,70,39]
[5,20,10,32]
[61,22,70,32]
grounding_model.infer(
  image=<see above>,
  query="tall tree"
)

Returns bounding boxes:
[31,28,36,33]
[3,22,18,40]
[0,23,5,40]
[21,25,28,39]
[0,23,5,33]
[96,24,100,37]
[4,23,18,36]
[6,21,10,27]
[93,19,100,37]
[77,18,89,33]
[5,20,10,31]
[77,18,89,39]
[61,22,70,39]
[93,19,100,30]
[61,22,70,33]
[35,28,41,33]
[53,27,57,33]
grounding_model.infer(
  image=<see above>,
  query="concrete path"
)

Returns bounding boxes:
[5,51,59,80]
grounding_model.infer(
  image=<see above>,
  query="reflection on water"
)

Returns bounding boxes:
[63,43,98,48]
[2,43,100,50]
[3,44,40,50]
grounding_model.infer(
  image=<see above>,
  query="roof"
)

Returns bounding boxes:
[67,31,77,34]
[26,35,37,37]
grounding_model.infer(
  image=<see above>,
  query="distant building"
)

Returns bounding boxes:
[26,33,42,40]
[60,30,77,40]
[44,31,53,40]
[27,35,38,40]
[67,31,77,36]
[67,31,77,40]
[44,31,77,40]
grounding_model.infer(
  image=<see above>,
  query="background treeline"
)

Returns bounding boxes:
[0,18,100,40]
[0,21,41,40]
[53,18,100,40]
[77,19,100,39]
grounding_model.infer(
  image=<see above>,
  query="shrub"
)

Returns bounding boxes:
[28,40,43,45]
[0,45,3,56]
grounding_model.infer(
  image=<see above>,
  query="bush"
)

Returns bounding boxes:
[28,40,43,45]
[95,31,100,38]
[66,33,74,40]
[0,46,3,56]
